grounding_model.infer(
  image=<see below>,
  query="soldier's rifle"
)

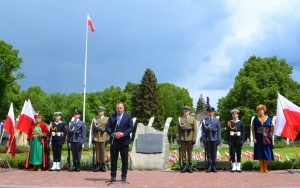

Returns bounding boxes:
[91,119,96,170]
[67,119,73,171]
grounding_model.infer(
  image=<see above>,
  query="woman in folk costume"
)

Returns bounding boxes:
[252,104,274,173]
[226,109,245,172]
[26,112,49,171]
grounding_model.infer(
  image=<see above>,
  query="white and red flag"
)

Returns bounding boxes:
[275,93,300,141]
[87,13,95,32]
[16,100,35,135]
[4,103,16,158]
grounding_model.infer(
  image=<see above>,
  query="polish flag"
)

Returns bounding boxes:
[275,93,300,141]
[16,100,35,135]
[4,103,16,158]
[87,14,95,32]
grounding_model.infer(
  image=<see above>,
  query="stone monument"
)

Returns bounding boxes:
[130,118,170,170]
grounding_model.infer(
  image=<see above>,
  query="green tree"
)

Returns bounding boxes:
[218,56,300,140]
[132,68,164,130]
[0,40,24,117]
[196,94,205,114]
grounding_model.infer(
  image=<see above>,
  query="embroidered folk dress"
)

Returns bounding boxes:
[253,115,274,160]
[29,125,44,165]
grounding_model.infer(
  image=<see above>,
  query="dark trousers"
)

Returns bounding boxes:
[230,139,242,162]
[110,143,129,178]
[206,141,217,165]
[70,142,82,167]
[52,140,62,162]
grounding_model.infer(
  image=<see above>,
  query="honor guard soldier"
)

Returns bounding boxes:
[49,112,66,171]
[226,109,245,172]
[176,106,198,173]
[68,109,86,172]
[91,106,109,172]
[201,107,221,173]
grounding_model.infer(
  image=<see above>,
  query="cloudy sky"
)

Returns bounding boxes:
[1,0,300,109]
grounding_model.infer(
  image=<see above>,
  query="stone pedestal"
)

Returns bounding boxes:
[131,123,169,170]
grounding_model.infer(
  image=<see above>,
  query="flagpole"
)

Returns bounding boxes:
[83,13,89,123]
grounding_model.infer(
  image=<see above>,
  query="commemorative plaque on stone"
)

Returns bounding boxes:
[136,134,163,154]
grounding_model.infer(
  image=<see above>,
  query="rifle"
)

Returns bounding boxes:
[47,126,52,170]
[67,119,73,171]
[177,118,183,172]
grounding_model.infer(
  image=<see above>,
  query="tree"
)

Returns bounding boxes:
[0,40,23,117]
[132,68,164,130]
[196,94,205,114]
[218,56,300,140]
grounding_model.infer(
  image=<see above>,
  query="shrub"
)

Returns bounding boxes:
[242,161,253,170]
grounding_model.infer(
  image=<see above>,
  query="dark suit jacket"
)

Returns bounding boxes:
[106,113,134,145]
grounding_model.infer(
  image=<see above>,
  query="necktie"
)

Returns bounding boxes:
[117,115,121,126]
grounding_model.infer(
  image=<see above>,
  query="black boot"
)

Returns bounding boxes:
[212,163,217,172]
[99,163,106,172]
[206,163,212,173]
[69,162,77,172]
[93,163,99,172]
[180,163,187,173]
[187,163,193,173]
[76,162,80,172]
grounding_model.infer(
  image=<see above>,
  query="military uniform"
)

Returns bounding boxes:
[91,106,109,172]
[49,112,66,171]
[201,107,221,172]
[176,106,198,173]
[226,109,245,172]
[68,109,86,172]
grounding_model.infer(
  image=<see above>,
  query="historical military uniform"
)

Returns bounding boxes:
[176,106,198,173]
[201,107,221,173]
[68,109,86,172]
[49,112,66,171]
[91,106,109,172]
[226,109,245,172]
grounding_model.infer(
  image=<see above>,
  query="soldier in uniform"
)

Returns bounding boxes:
[201,107,221,173]
[226,109,245,172]
[49,112,66,171]
[176,106,198,173]
[91,106,109,172]
[68,109,86,172]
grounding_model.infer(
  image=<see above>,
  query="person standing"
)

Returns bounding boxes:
[68,109,86,172]
[91,106,109,172]
[226,109,245,172]
[49,112,66,171]
[176,106,198,173]
[26,113,49,171]
[106,102,134,182]
[201,107,221,173]
[252,104,274,173]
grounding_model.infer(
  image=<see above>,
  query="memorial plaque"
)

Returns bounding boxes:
[136,134,163,154]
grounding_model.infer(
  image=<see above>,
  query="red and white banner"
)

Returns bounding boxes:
[87,14,95,32]
[4,103,16,158]
[16,100,35,135]
[275,93,300,140]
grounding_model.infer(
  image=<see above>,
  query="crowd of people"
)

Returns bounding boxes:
[8,102,274,183]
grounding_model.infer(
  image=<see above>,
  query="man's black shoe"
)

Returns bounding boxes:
[206,165,212,173]
[76,168,80,172]
[110,177,116,182]
[121,177,126,182]
[68,167,77,172]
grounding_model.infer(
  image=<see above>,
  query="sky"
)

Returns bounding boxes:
[1,0,300,109]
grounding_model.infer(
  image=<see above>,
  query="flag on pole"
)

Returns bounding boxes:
[4,103,16,158]
[275,93,300,141]
[16,100,35,135]
[87,13,95,32]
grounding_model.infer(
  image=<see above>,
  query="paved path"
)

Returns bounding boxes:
[0,169,300,188]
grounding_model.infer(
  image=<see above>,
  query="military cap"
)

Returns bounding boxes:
[54,112,62,116]
[206,106,215,112]
[34,112,42,118]
[231,109,240,114]
[98,106,105,111]
[74,109,81,114]
[183,106,190,111]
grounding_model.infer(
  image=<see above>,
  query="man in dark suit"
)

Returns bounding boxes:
[68,109,86,172]
[106,102,134,182]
